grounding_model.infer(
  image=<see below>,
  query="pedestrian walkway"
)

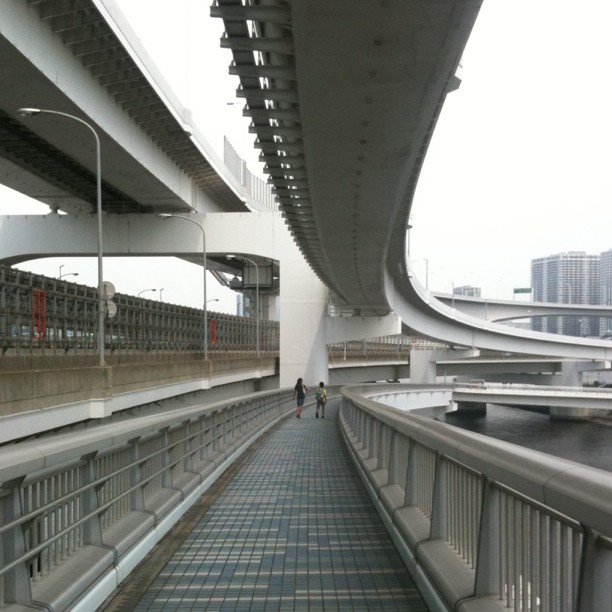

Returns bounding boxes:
[104,399,428,611]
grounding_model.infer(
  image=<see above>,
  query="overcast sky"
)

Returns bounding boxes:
[410,0,612,297]
[1,0,610,307]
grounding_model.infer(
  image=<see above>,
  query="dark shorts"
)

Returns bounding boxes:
[296,397,305,406]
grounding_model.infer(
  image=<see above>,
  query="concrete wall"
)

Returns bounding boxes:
[0,354,277,444]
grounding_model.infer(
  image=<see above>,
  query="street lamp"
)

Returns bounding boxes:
[58,265,79,280]
[227,254,259,356]
[137,288,157,297]
[19,107,105,367]
[159,288,164,301]
[158,214,208,358]
[207,298,219,306]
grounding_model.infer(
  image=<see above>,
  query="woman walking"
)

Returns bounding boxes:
[294,377,307,418]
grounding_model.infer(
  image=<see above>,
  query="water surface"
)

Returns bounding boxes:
[444,404,612,472]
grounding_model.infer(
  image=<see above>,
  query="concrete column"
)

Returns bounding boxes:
[550,361,591,419]
[560,361,582,387]
[278,229,328,389]
[409,350,437,384]
[455,401,487,415]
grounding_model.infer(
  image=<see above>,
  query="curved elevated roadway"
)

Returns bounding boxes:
[432,292,612,323]
[213,0,612,362]
[0,0,249,216]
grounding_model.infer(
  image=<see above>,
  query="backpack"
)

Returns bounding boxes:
[315,389,324,402]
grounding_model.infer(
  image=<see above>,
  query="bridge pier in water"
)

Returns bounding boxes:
[550,361,595,420]
[549,405,594,421]
[455,400,487,415]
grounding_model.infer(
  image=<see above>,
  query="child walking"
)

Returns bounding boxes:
[315,381,327,418]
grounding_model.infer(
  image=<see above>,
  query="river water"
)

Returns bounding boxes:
[444,404,612,473]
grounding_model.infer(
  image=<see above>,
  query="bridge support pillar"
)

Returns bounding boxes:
[550,361,592,420]
[455,401,487,415]
[409,350,437,384]
[560,361,581,387]
[549,406,592,421]
[410,348,479,384]
[279,226,328,389]
[549,406,591,421]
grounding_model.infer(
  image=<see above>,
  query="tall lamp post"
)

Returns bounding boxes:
[227,254,259,356]
[159,214,208,359]
[18,107,105,366]
[58,264,79,281]
[58,264,79,279]
[137,288,157,297]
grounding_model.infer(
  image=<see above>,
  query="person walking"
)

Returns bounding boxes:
[294,377,307,418]
[315,381,327,418]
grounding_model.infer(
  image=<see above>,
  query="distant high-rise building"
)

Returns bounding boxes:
[531,252,600,336]
[600,250,612,336]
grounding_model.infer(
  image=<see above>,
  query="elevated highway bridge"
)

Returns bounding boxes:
[1,0,612,371]
[1,3,612,611]
[433,292,612,323]
[212,0,612,364]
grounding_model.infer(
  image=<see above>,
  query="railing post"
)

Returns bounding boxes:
[429,455,447,541]
[159,428,172,489]
[128,437,145,512]
[81,453,102,546]
[182,420,194,474]
[387,430,399,485]
[376,422,388,471]
[404,439,420,508]
[577,532,612,611]
[472,480,501,597]
[1,477,32,606]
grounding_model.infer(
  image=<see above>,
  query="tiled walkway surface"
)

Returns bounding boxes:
[123,400,428,610]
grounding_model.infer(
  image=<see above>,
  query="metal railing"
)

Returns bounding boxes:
[328,337,412,362]
[339,383,612,612]
[0,266,418,363]
[0,265,279,355]
[223,137,278,212]
[0,389,294,609]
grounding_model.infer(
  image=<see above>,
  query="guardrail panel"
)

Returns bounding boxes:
[497,485,583,612]
[22,466,86,582]
[0,389,294,609]
[96,447,132,530]
[338,384,612,612]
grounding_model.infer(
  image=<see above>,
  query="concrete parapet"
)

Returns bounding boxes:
[339,385,612,612]
[0,366,111,417]
[0,354,278,422]
[110,360,210,394]
[0,389,294,611]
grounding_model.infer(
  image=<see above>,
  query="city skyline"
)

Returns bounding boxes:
[531,251,601,337]
[409,0,612,298]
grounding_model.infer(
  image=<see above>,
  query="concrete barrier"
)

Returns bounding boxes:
[339,383,612,612]
[0,389,294,611]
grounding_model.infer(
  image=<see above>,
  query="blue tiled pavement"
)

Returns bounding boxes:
[120,399,428,610]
